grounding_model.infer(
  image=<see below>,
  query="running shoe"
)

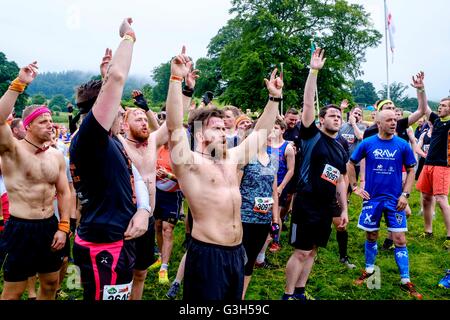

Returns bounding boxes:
[149,256,162,271]
[281,293,298,300]
[418,232,433,239]
[438,269,450,289]
[269,242,281,253]
[166,281,181,299]
[158,269,169,284]
[340,256,356,269]
[443,240,450,250]
[400,282,423,300]
[294,291,316,300]
[354,270,375,286]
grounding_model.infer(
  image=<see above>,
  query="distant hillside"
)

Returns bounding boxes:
[27,71,149,102]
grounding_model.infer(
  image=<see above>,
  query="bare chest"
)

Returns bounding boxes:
[9,151,60,184]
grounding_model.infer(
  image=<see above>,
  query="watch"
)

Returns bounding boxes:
[401,192,410,199]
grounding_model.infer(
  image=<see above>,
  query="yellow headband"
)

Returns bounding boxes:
[377,99,394,111]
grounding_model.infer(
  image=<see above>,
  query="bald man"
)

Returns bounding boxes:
[348,109,422,299]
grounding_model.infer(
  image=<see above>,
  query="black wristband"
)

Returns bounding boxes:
[182,87,194,98]
[269,96,283,102]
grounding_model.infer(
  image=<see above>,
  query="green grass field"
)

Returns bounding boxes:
[1,186,448,300]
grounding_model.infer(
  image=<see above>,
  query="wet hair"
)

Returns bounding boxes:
[285,108,299,116]
[275,118,287,131]
[319,104,341,118]
[76,79,102,105]
[188,107,225,147]
[223,105,241,118]
[10,118,23,130]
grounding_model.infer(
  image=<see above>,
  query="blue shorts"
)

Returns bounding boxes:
[357,198,407,233]
[154,188,183,225]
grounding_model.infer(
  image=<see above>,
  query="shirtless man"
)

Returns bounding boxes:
[0,62,72,300]
[166,46,283,301]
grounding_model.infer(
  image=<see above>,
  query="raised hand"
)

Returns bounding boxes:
[100,48,112,79]
[119,17,134,38]
[264,68,284,98]
[18,61,38,84]
[310,48,326,70]
[132,90,149,111]
[171,46,193,79]
[340,99,349,112]
[185,68,200,89]
[411,71,425,89]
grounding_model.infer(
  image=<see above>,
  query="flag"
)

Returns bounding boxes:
[386,5,396,61]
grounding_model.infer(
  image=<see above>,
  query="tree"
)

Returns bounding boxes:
[207,0,382,111]
[151,62,171,103]
[378,82,409,107]
[49,94,68,111]
[351,80,378,106]
[0,52,29,116]
[31,93,47,105]
[194,57,222,98]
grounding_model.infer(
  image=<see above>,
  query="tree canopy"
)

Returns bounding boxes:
[0,52,29,116]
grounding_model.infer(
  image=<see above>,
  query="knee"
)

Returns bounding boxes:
[162,225,174,239]
[133,270,147,282]
[40,278,59,292]
[435,196,449,208]
[392,233,406,247]
[366,232,378,242]
[422,194,433,205]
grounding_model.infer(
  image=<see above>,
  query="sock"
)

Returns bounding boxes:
[447,236,450,240]
[365,240,378,273]
[172,280,180,286]
[256,252,265,264]
[336,230,348,259]
[294,287,305,295]
[394,246,410,281]
[161,263,169,271]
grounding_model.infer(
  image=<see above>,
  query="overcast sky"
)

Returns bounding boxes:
[2,0,449,101]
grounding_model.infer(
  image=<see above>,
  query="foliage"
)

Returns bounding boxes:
[378,82,409,107]
[151,62,171,103]
[31,93,47,105]
[49,94,69,112]
[352,80,379,106]
[0,52,29,116]
[206,0,382,110]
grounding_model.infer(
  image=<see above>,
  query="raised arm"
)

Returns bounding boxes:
[230,68,283,165]
[409,71,431,124]
[303,48,326,127]
[92,18,135,131]
[166,46,194,170]
[0,62,38,154]
[131,90,160,132]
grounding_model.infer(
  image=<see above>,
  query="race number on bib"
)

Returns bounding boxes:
[103,282,133,301]
[253,197,274,214]
[321,164,340,186]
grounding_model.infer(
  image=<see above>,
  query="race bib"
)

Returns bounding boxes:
[103,281,133,301]
[342,133,355,144]
[423,144,430,153]
[321,164,340,186]
[253,197,274,214]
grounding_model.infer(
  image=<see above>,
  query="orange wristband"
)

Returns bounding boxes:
[58,221,70,234]
[8,78,27,93]
[170,75,183,83]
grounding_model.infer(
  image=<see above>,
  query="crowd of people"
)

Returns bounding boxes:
[0,18,449,301]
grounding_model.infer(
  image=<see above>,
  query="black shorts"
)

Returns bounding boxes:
[134,216,156,271]
[242,222,271,276]
[73,234,136,300]
[184,238,245,301]
[0,215,64,282]
[278,188,292,208]
[290,194,333,250]
[154,189,183,225]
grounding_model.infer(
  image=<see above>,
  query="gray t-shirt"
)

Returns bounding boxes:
[338,122,367,158]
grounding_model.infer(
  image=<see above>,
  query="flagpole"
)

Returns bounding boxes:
[280,62,284,115]
[384,0,390,99]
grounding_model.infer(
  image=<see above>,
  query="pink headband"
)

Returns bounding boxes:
[23,106,51,128]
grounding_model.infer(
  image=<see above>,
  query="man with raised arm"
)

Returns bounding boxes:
[415,72,450,250]
[0,62,72,300]
[69,18,151,301]
[166,46,283,301]
[283,48,349,300]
